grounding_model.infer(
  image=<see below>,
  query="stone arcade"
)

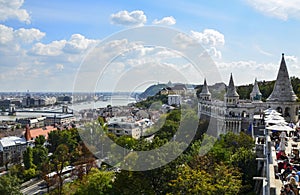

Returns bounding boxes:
[198,54,300,136]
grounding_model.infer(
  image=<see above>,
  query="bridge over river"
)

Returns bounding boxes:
[8,105,73,116]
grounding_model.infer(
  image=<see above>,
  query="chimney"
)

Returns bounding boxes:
[25,124,32,141]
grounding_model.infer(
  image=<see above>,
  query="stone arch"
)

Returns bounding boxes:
[276,107,283,113]
[229,111,235,117]
[241,110,248,118]
[284,107,291,117]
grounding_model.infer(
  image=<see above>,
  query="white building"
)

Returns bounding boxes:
[107,117,142,139]
[168,95,182,106]
[44,114,75,126]
[198,54,300,136]
[0,136,27,166]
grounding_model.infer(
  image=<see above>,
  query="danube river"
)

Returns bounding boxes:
[0,97,136,121]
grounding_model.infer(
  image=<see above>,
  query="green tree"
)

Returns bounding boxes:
[23,147,35,170]
[70,168,114,195]
[52,144,70,195]
[97,116,105,126]
[230,147,257,193]
[41,160,54,193]
[0,174,22,195]
[47,128,80,154]
[168,164,214,194]
[23,168,37,181]
[112,171,155,195]
[169,163,242,195]
[32,145,48,168]
[35,135,46,146]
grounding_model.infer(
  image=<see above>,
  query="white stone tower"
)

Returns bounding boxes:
[250,78,262,102]
[267,53,297,102]
[224,73,239,106]
[199,78,211,101]
[267,53,298,121]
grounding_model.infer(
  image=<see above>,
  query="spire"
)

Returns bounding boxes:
[199,78,211,101]
[200,78,211,95]
[24,124,32,141]
[225,73,239,97]
[267,53,297,102]
[250,78,262,101]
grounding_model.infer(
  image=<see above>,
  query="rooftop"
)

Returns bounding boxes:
[0,136,26,148]
[26,126,58,139]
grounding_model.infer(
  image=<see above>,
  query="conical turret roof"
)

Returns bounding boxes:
[200,78,211,95]
[250,78,262,98]
[225,73,239,97]
[267,53,297,102]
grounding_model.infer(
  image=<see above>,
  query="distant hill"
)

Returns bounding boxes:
[138,84,167,99]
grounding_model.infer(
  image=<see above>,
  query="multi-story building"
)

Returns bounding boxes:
[198,54,300,136]
[57,95,72,104]
[0,99,22,110]
[168,94,182,106]
[0,136,27,167]
[16,117,46,128]
[107,117,142,139]
[44,114,75,126]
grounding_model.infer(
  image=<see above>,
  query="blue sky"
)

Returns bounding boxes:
[1,0,300,92]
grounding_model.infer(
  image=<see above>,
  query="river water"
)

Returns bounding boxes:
[0,97,136,121]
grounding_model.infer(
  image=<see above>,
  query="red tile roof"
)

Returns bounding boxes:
[25,126,58,139]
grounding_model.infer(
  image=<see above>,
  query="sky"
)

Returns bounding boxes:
[1,0,300,92]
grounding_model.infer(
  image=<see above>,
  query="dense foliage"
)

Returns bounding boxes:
[135,94,168,108]
[237,77,300,101]
[0,174,22,195]
[6,106,257,194]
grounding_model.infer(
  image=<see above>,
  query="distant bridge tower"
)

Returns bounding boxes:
[8,104,16,116]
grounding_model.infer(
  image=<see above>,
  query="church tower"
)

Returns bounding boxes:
[224,73,239,106]
[266,53,298,121]
[267,53,297,102]
[199,78,211,101]
[250,78,262,102]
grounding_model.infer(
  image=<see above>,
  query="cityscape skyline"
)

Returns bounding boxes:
[1,0,300,92]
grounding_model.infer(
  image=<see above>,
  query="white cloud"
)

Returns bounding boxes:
[285,55,298,64]
[63,34,99,53]
[215,57,300,85]
[110,10,147,26]
[0,24,45,44]
[31,34,99,56]
[191,29,225,46]
[56,63,64,71]
[245,0,300,20]
[31,40,66,56]
[191,29,224,58]
[173,29,225,58]
[0,0,30,23]
[173,33,198,49]
[217,60,275,84]
[0,24,14,44]
[0,24,45,56]
[152,16,176,25]
[14,28,45,43]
